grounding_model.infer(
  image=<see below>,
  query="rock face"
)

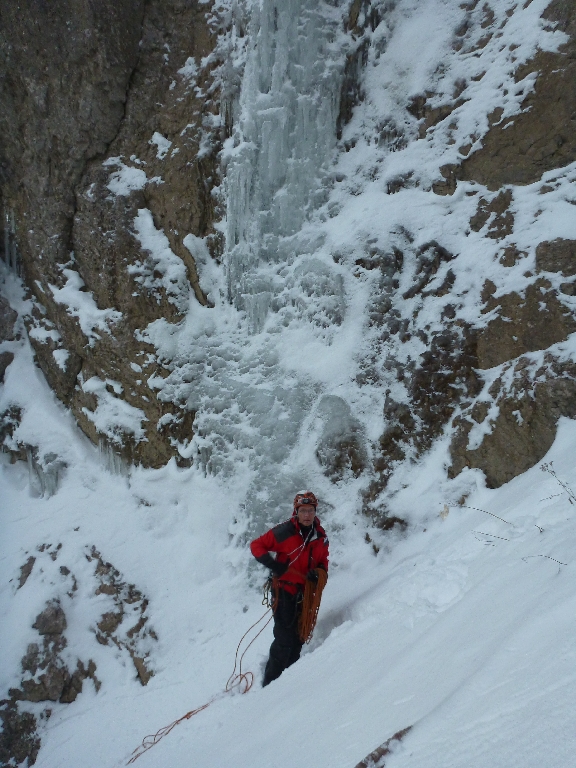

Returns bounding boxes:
[32,601,67,636]
[2,595,99,766]
[439,1,576,488]
[1,0,575,493]
[451,361,576,488]
[0,0,220,466]
[0,544,156,765]
[477,278,576,370]
[88,546,156,685]
[0,700,40,768]
[461,0,576,189]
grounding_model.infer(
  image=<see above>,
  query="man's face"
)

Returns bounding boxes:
[297,504,316,526]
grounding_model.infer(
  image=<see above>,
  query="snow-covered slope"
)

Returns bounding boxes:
[2,0,576,765]
[2,318,576,767]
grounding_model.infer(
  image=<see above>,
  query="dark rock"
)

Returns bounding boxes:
[20,631,67,704]
[59,660,99,704]
[374,515,408,532]
[402,241,454,300]
[132,655,153,686]
[15,584,101,709]
[432,164,463,196]
[0,350,14,382]
[97,611,123,636]
[0,699,40,767]
[560,281,576,296]
[0,0,218,468]
[386,172,414,195]
[17,557,35,589]
[59,669,85,705]
[0,296,17,342]
[409,94,466,140]
[337,34,369,140]
[0,405,26,463]
[461,2,576,189]
[450,362,576,487]
[477,279,576,369]
[21,644,40,676]
[536,239,576,277]
[366,323,481,509]
[355,726,413,768]
[469,190,514,240]
[499,246,526,268]
[32,601,67,636]
[21,663,68,703]
[87,547,157,684]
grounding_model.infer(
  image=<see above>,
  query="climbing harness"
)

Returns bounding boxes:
[127,600,273,764]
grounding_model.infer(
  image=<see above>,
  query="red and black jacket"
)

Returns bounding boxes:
[250,516,329,594]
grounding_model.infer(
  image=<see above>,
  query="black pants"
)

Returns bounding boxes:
[262,587,303,686]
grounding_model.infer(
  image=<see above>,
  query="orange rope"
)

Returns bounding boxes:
[127,701,212,764]
[225,609,273,693]
[127,607,272,764]
[298,568,328,643]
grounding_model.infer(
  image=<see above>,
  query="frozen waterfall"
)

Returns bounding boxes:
[153,0,381,533]
[222,0,345,332]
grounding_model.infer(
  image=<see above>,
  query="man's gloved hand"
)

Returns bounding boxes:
[306,569,319,583]
[271,559,289,578]
[255,552,289,577]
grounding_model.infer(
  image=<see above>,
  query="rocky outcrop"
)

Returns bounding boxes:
[354,726,413,768]
[0,294,17,382]
[87,546,156,685]
[461,0,576,189]
[477,278,576,370]
[0,0,221,466]
[2,598,99,767]
[433,1,576,488]
[450,359,576,488]
[0,543,157,765]
[449,237,576,487]
[0,699,40,768]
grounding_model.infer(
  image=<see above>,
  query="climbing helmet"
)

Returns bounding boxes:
[293,491,318,513]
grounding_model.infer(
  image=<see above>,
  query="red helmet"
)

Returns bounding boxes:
[293,491,318,514]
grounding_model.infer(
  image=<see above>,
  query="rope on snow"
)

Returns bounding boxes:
[127,606,272,764]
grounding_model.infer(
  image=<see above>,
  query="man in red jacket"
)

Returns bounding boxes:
[250,490,329,686]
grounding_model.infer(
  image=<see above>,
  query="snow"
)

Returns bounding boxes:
[2,0,576,766]
[149,132,172,160]
[104,158,162,196]
[52,348,70,371]
[177,56,198,83]
[80,376,148,445]
[49,268,122,344]
[131,209,191,311]
[2,330,576,767]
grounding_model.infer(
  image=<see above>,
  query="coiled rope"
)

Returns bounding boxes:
[298,568,328,643]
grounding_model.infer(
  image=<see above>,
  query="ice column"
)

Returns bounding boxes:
[223,0,345,328]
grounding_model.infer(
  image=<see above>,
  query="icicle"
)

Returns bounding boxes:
[222,0,346,327]
[2,203,20,274]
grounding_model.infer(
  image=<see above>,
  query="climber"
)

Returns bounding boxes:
[250,490,329,686]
